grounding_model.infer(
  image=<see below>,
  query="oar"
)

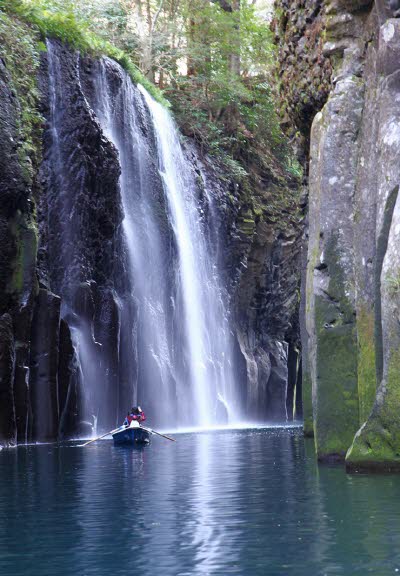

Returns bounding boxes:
[140,425,176,442]
[79,426,123,447]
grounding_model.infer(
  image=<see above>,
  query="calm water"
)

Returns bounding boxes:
[1,427,400,576]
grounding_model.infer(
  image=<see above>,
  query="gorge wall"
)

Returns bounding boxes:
[0,10,302,445]
[276,0,400,469]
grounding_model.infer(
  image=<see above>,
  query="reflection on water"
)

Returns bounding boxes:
[1,428,400,575]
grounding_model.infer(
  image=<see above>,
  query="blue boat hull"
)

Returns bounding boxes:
[112,427,151,446]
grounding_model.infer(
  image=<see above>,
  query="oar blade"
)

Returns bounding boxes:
[141,426,176,442]
[78,426,124,447]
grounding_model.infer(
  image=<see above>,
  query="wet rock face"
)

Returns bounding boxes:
[0,54,38,446]
[29,289,61,441]
[279,0,400,466]
[230,216,301,421]
[39,41,122,296]
[0,59,26,315]
[0,315,16,445]
[0,60,20,446]
[0,37,125,444]
[38,41,127,435]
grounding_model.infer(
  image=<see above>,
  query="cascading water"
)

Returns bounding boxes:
[92,59,178,428]
[43,41,128,436]
[43,41,239,433]
[139,86,238,427]
[92,58,238,428]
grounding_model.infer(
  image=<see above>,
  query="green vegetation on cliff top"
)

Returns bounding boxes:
[2,0,301,239]
[1,0,169,105]
[0,8,43,184]
[2,0,300,188]
[0,8,40,301]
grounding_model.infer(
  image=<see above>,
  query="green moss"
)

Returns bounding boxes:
[0,9,42,304]
[7,212,38,299]
[37,40,46,52]
[302,368,313,437]
[384,270,400,296]
[0,10,43,186]
[239,218,255,235]
[3,0,169,107]
[347,347,400,469]
[252,205,263,218]
[314,295,359,459]
[357,305,377,424]
[312,234,360,460]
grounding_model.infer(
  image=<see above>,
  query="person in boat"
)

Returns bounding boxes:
[123,412,133,427]
[131,406,146,424]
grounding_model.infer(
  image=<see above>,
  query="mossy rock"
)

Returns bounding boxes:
[312,234,360,460]
[346,348,400,471]
[357,305,377,425]
[302,368,313,437]
[6,212,38,303]
[314,294,359,460]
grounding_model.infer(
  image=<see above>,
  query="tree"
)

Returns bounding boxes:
[32,0,287,171]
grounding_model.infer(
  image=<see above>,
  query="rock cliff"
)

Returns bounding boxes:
[277,0,400,469]
[0,10,302,444]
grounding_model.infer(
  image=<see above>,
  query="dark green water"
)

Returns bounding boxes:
[1,427,400,576]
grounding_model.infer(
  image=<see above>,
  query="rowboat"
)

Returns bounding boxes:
[112,421,151,446]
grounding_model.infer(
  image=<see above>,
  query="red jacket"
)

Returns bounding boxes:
[132,412,146,423]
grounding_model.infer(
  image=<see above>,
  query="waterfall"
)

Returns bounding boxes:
[139,86,237,427]
[92,59,177,428]
[43,41,128,436]
[93,59,238,428]
[43,42,239,432]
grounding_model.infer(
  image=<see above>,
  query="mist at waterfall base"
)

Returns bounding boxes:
[2,427,400,576]
[44,41,250,435]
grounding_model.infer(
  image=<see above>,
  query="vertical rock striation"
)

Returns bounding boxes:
[347,17,400,469]
[38,40,125,435]
[278,0,400,468]
[0,28,124,443]
[307,73,363,460]
[0,28,39,445]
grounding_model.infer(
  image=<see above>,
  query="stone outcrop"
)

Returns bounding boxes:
[274,0,333,157]
[231,212,302,421]
[346,16,400,470]
[278,0,400,468]
[307,73,363,460]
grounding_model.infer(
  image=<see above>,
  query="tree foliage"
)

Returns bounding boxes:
[3,0,296,179]
[2,0,169,104]
[72,0,288,174]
